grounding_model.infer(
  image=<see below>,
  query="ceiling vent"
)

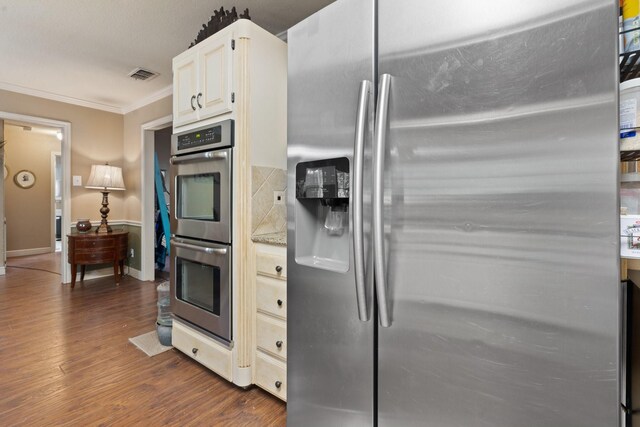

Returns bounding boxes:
[128,67,159,81]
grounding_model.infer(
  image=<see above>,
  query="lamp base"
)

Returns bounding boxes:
[95,191,113,233]
[95,222,112,233]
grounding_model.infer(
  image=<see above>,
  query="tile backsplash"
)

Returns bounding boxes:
[252,166,287,236]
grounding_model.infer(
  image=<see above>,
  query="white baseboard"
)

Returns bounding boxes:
[0,266,5,275]
[7,247,52,258]
[68,265,142,283]
[127,266,143,281]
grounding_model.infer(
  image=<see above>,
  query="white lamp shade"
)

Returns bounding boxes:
[85,164,125,190]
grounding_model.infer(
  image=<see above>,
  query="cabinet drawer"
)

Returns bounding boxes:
[172,321,232,381]
[256,251,287,280]
[256,313,287,361]
[255,351,287,401]
[256,275,286,319]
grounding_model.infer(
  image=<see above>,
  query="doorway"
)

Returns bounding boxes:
[52,152,62,253]
[153,126,171,280]
[140,115,172,282]
[4,122,61,257]
[0,111,71,282]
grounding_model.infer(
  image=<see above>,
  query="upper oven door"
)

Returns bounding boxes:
[170,147,232,243]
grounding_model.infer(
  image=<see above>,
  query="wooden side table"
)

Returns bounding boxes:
[67,231,129,288]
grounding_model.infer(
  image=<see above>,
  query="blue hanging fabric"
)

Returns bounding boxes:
[154,152,170,261]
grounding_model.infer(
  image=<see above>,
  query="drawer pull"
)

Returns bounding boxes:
[192,347,198,355]
[275,380,282,389]
[277,299,283,307]
[275,265,283,273]
[275,340,283,349]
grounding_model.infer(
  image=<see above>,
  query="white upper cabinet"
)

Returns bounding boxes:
[173,54,198,126]
[173,32,233,128]
[199,38,233,120]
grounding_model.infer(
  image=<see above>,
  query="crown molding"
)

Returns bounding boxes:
[0,81,173,115]
[121,85,173,114]
[0,81,123,114]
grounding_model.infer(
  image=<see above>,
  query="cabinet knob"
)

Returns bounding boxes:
[277,299,283,307]
[275,265,283,273]
[276,340,283,349]
[275,380,282,389]
[196,93,203,109]
[192,347,198,355]
[190,95,196,111]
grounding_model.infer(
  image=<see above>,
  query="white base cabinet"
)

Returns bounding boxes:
[172,320,233,381]
[253,243,287,400]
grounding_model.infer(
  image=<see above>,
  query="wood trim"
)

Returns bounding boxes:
[236,36,253,369]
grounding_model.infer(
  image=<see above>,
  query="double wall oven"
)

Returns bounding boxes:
[170,120,233,342]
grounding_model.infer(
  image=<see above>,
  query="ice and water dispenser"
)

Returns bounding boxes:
[295,158,350,273]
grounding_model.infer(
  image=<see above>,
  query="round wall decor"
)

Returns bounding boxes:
[14,170,36,189]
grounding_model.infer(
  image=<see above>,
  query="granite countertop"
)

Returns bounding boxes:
[251,231,286,246]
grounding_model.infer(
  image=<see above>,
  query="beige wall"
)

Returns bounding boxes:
[123,96,172,221]
[4,125,60,251]
[0,89,171,265]
[0,89,124,224]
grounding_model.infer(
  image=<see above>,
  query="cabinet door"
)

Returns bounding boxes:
[173,53,199,127]
[199,34,233,120]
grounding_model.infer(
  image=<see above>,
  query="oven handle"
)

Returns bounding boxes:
[170,150,228,164]
[171,240,228,255]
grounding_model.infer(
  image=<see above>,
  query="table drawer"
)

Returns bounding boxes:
[256,275,286,320]
[255,351,287,401]
[73,238,117,250]
[172,321,232,381]
[256,313,286,361]
[256,251,287,280]
[68,249,115,264]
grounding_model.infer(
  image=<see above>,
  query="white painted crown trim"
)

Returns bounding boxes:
[0,81,122,114]
[0,81,173,115]
[121,85,173,114]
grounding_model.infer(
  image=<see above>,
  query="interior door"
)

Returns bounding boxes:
[287,0,375,425]
[376,1,620,426]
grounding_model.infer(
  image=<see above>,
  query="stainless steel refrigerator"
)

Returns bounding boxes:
[287,0,621,425]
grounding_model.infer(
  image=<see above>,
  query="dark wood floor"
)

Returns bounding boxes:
[0,252,286,426]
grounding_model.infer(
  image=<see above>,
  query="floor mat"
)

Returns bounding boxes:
[129,331,172,357]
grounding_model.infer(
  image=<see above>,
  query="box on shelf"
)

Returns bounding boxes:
[621,78,640,151]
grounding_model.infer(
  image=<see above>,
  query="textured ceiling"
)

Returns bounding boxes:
[0,0,334,113]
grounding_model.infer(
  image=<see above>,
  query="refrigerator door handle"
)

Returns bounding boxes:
[353,79,372,322]
[374,73,392,328]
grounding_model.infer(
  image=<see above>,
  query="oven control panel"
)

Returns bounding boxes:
[172,119,234,155]
[178,127,221,150]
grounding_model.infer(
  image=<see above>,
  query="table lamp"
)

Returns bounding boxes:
[85,163,125,233]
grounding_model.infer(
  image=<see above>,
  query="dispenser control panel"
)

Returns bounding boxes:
[296,158,349,201]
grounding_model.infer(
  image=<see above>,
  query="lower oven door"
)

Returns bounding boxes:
[170,237,231,342]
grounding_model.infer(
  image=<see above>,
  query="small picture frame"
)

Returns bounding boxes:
[14,170,36,189]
